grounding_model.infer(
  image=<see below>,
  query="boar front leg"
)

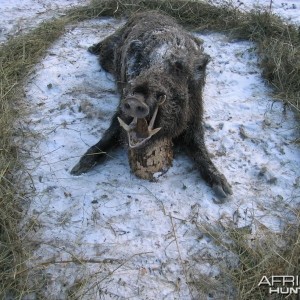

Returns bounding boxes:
[71,113,121,175]
[184,125,233,199]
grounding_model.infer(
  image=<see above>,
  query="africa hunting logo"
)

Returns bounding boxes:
[258,276,300,296]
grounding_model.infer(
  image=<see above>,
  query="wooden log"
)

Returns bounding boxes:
[128,138,173,181]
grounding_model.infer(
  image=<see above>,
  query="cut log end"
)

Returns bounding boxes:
[128,138,173,181]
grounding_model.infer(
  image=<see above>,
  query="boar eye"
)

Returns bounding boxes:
[197,65,204,72]
[199,55,210,69]
[174,61,184,71]
[156,93,166,104]
[133,84,148,96]
[156,92,165,100]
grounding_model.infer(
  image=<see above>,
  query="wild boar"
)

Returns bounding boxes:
[71,11,232,198]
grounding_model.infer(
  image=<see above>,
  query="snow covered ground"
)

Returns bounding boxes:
[208,0,300,23]
[246,0,300,23]
[0,0,89,43]
[1,0,299,299]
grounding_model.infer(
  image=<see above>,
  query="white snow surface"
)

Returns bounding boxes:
[1,0,299,299]
[207,0,300,24]
[0,0,90,42]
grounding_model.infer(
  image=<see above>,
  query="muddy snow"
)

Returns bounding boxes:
[2,0,299,299]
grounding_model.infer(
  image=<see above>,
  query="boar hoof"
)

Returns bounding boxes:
[212,175,233,199]
[70,156,98,176]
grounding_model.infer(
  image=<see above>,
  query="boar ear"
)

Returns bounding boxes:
[133,83,149,96]
[129,40,143,52]
[196,54,210,71]
[174,60,184,70]
[193,54,210,81]
[192,35,204,47]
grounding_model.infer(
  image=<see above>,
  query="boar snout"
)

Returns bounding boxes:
[118,94,166,149]
[122,96,149,118]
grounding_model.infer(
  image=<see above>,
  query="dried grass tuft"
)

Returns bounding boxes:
[197,211,300,299]
[0,17,69,299]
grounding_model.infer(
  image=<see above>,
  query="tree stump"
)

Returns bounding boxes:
[128,138,173,180]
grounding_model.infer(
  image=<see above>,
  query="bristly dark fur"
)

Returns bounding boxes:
[72,11,232,199]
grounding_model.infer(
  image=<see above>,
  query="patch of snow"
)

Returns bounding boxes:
[242,0,300,23]
[0,0,90,42]
[205,0,300,24]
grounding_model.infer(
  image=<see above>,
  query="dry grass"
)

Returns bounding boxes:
[0,0,299,298]
[197,209,300,299]
[0,18,70,298]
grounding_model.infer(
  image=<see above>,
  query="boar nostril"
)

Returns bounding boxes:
[123,97,149,117]
[137,106,145,113]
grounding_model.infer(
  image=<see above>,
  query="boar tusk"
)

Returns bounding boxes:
[149,127,161,137]
[148,105,159,130]
[119,107,162,149]
[158,94,166,105]
[148,96,165,131]
[117,117,130,132]
[129,130,160,148]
